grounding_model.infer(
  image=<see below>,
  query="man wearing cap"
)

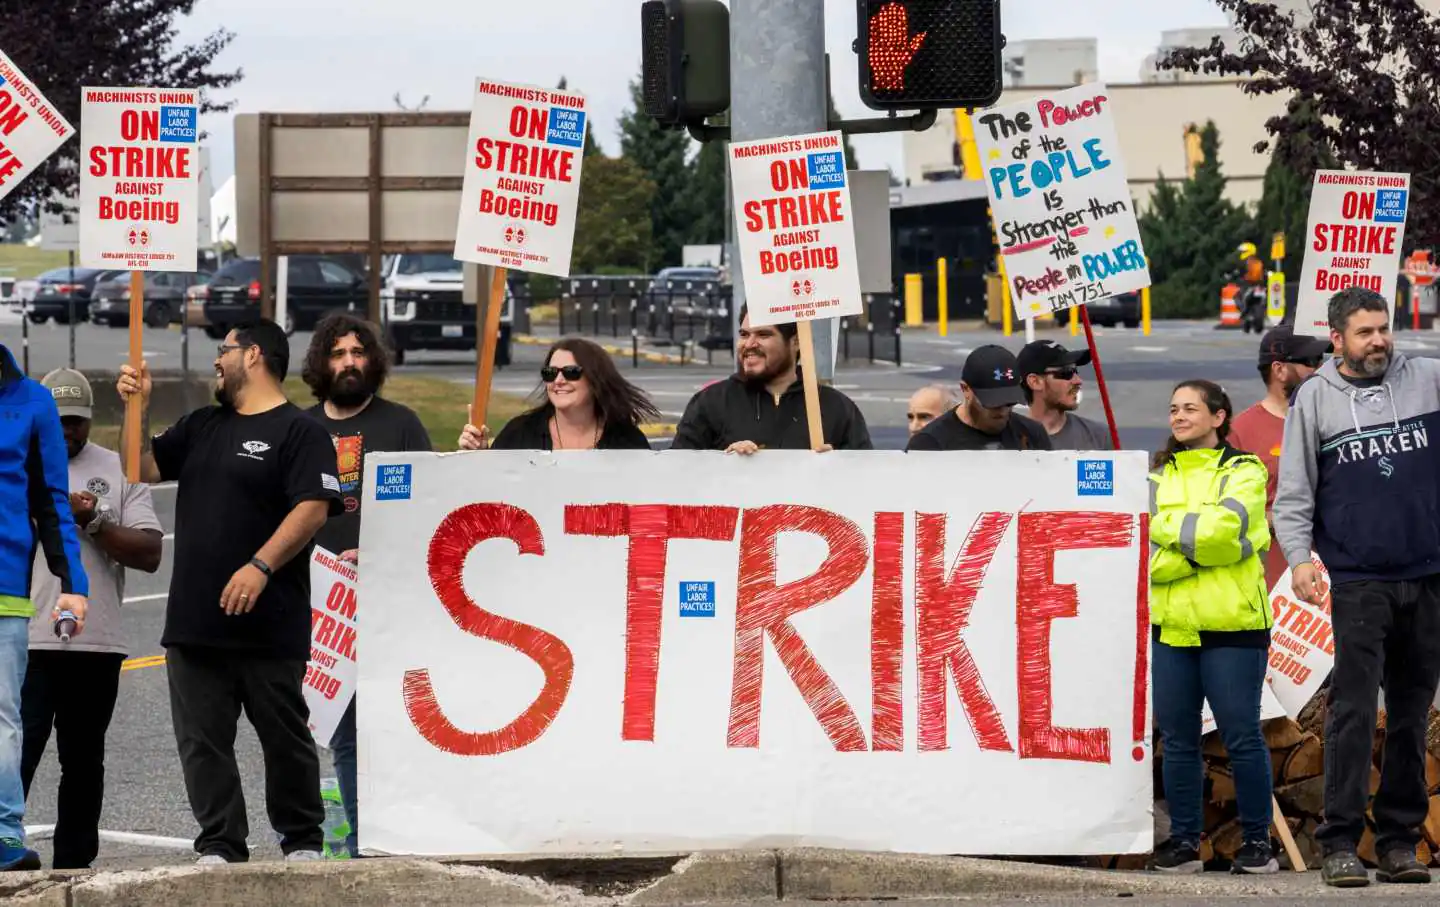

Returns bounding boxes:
[907,345,1052,451]
[21,370,163,869]
[1017,340,1113,450]
[0,345,89,872]
[1229,325,1332,590]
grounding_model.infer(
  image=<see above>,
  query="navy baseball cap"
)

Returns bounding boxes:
[962,345,1025,407]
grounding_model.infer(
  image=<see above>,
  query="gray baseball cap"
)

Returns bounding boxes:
[41,368,93,419]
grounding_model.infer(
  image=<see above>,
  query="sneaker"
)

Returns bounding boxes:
[1321,850,1370,888]
[1149,838,1203,874]
[1231,839,1279,874]
[196,854,228,866]
[0,837,40,872]
[285,849,323,862]
[1376,848,1431,884]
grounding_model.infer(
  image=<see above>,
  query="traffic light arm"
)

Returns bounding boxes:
[686,108,935,144]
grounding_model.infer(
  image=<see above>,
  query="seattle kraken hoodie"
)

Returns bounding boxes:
[1274,350,1440,583]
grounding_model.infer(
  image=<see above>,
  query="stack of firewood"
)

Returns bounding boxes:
[1095,695,1440,871]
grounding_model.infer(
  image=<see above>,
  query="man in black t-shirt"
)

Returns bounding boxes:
[907,344,1052,451]
[117,319,341,864]
[302,313,430,858]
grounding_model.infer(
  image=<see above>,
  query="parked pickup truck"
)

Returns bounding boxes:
[381,253,512,365]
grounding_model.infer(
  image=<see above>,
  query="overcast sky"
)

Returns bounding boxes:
[175,0,1229,186]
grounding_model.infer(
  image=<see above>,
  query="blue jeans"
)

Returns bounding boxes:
[1153,641,1272,844]
[0,617,30,842]
[328,697,358,857]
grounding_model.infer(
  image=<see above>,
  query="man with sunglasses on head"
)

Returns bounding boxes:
[1016,340,1112,450]
[1229,325,1332,590]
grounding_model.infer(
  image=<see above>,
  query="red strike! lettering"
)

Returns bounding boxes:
[87,145,192,179]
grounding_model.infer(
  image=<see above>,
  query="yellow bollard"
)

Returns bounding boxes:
[937,258,948,337]
[904,273,923,326]
[1002,287,1012,336]
[1142,285,1152,336]
[1070,305,1079,337]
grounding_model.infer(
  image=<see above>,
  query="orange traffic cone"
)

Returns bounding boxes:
[1218,285,1241,329]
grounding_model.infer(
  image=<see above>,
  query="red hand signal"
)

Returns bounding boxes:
[869,3,927,92]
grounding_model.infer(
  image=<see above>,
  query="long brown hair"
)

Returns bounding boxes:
[527,337,662,427]
[1151,379,1234,470]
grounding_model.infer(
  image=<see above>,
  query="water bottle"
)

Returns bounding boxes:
[54,610,77,642]
[319,777,351,860]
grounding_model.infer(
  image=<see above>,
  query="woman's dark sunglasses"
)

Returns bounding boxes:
[541,365,584,383]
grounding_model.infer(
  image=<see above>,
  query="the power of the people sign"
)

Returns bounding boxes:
[79,86,200,272]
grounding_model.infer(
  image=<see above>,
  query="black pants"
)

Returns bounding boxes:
[19,650,125,869]
[1318,576,1440,856]
[167,645,323,861]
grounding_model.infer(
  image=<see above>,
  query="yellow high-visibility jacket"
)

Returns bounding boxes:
[1149,445,1273,647]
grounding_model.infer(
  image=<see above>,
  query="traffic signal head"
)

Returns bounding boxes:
[641,0,731,127]
[857,0,1004,110]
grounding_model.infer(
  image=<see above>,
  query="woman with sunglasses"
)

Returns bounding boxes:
[458,337,660,450]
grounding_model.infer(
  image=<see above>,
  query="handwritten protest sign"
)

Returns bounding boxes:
[1295,170,1410,335]
[357,449,1152,856]
[0,50,74,203]
[79,87,199,271]
[454,79,587,276]
[728,131,863,326]
[305,547,358,744]
[971,83,1150,320]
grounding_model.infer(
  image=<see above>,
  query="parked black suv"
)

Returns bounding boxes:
[1085,290,1142,329]
[27,267,126,324]
[90,269,212,328]
[199,256,368,337]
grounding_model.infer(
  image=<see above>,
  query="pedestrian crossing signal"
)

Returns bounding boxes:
[856,0,1004,111]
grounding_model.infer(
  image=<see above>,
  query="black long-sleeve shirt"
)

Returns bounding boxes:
[670,374,872,451]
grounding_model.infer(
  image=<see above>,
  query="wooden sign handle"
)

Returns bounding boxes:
[795,320,826,451]
[470,267,508,430]
[124,270,144,482]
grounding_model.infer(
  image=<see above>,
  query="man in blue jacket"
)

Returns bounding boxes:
[0,344,89,871]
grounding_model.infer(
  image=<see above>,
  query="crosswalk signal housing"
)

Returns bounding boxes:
[857,0,1004,111]
[641,0,731,127]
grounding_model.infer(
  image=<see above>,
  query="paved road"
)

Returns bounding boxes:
[11,315,1440,870]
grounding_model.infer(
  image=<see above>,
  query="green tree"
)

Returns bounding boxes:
[1254,98,1336,282]
[572,155,656,274]
[618,78,693,269]
[685,132,726,245]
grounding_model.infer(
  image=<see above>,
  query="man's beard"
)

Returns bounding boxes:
[214,369,244,409]
[1344,349,1390,379]
[739,353,794,388]
[326,366,376,407]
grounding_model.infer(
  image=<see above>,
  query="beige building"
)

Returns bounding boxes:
[901,79,1289,211]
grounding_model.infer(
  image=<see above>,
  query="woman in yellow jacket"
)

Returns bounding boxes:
[1149,379,1276,876]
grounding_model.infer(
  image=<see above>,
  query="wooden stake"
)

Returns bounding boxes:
[795,320,826,451]
[470,267,507,429]
[124,270,144,483]
[1271,795,1307,872]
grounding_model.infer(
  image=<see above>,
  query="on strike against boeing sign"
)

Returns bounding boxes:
[356,451,1152,856]
[0,50,74,203]
[79,87,200,272]
[453,79,587,276]
[728,131,863,327]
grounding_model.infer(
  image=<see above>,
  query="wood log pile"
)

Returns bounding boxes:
[1095,697,1440,872]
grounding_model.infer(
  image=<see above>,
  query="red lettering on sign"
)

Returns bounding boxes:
[403,503,574,756]
[1015,512,1131,763]
[915,512,1014,753]
[728,505,869,751]
[870,511,905,752]
[565,503,740,741]
[0,142,23,187]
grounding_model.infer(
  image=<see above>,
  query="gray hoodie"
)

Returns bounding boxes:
[1274,351,1440,584]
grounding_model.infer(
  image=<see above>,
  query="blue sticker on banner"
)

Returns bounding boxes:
[547,107,586,148]
[375,464,412,501]
[159,106,197,143]
[806,151,845,189]
[679,581,716,617]
[1077,459,1114,496]
[1375,189,1408,223]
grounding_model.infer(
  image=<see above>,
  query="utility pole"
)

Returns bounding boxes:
[729,0,835,383]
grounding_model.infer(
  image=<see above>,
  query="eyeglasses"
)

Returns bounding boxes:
[216,343,251,357]
[541,365,584,383]
[1044,366,1079,381]
[1286,356,1325,369]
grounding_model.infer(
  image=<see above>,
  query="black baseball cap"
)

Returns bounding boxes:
[1259,325,1331,367]
[1016,340,1092,380]
[962,344,1025,407]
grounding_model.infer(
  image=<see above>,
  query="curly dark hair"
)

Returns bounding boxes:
[301,313,391,402]
[525,337,662,427]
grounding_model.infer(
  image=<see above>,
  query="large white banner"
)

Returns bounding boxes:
[972,83,1150,320]
[728,131,863,326]
[79,86,199,272]
[0,50,74,204]
[357,451,1153,856]
[1294,170,1410,336]
[453,78,587,276]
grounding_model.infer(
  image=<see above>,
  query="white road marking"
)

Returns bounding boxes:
[122,593,167,604]
[26,824,193,850]
[1131,346,1170,353]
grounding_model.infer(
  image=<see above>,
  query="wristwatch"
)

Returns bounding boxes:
[85,503,116,536]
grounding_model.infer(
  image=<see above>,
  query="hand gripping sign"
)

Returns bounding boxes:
[728,131,863,327]
[79,87,200,272]
[0,50,74,203]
